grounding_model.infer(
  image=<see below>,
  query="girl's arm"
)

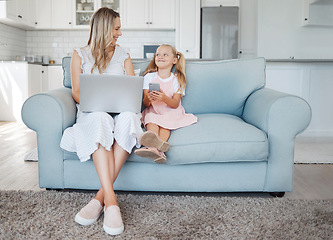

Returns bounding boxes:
[124,56,135,76]
[151,91,181,109]
[71,51,82,104]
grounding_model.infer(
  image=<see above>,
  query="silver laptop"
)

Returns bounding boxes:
[80,74,144,113]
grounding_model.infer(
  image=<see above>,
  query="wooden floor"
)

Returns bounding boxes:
[0,121,332,200]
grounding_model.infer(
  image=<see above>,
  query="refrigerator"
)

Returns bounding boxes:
[200,7,239,60]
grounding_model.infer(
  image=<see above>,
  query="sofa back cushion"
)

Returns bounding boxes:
[62,57,72,88]
[62,57,265,117]
[182,58,266,117]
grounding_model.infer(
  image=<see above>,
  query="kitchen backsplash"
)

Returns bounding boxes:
[0,23,175,64]
[0,23,26,61]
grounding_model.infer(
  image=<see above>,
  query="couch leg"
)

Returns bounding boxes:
[269,192,285,198]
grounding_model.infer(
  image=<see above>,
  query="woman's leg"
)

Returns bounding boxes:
[92,144,118,208]
[94,141,129,205]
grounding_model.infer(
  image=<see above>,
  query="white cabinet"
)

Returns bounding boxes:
[47,66,64,90]
[121,0,176,29]
[175,0,200,59]
[201,0,239,7]
[0,62,42,121]
[238,0,257,59]
[302,0,333,27]
[28,64,43,97]
[0,0,35,28]
[266,61,333,137]
[74,0,120,28]
[35,0,51,28]
[35,0,73,29]
[52,0,73,29]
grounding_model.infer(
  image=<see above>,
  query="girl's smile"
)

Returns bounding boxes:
[155,46,177,68]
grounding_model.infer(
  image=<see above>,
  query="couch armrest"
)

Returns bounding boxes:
[21,87,76,189]
[242,88,311,191]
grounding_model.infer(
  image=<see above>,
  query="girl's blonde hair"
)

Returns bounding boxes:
[144,44,186,94]
[87,7,120,74]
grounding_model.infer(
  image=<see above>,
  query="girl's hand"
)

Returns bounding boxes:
[149,89,166,102]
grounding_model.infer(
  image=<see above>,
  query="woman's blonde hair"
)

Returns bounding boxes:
[87,7,120,74]
[144,44,186,94]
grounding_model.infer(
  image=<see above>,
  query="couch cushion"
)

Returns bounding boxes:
[182,58,266,117]
[64,113,268,165]
[127,113,268,165]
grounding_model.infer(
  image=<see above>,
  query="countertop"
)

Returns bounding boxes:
[266,59,333,62]
[0,60,61,66]
[133,58,333,62]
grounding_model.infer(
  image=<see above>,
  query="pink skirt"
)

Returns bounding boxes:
[142,102,197,130]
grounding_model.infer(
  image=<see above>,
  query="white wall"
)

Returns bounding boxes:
[257,0,333,60]
[0,22,175,64]
[26,29,175,64]
[0,23,26,61]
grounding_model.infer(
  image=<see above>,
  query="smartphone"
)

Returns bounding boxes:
[149,82,160,92]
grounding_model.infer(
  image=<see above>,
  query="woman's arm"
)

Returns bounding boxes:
[71,51,82,103]
[124,56,135,76]
[142,89,151,107]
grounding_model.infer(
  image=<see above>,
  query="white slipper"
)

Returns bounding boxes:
[103,205,124,236]
[75,199,103,226]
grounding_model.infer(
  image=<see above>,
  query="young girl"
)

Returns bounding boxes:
[134,44,197,163]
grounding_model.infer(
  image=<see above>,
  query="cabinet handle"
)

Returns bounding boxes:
[304,18,308,21]
[69,22,72,24]
[146,22,149,24]
[18,15,22,18]
[35,22,37,25]
[149,22,152,24]
[42,71,44,73]
[239,51,242,54]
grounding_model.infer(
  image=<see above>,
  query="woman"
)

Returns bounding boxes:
[60,7,143,236]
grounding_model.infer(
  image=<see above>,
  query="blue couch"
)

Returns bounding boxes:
[22,57,311,195]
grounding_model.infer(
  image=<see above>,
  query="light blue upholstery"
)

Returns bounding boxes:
[22,57,311,193]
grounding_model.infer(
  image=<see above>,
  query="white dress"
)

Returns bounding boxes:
[60,45,143,162]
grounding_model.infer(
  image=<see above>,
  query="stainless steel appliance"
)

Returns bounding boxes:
[200,6,239,60]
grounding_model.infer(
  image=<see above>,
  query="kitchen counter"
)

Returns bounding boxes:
[133,58,333,62]
[266,59,333,62]
[0,60,61,66]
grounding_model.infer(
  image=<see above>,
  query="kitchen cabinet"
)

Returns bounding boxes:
[0,62,44,121]
[35,0,51,28]
[0,0,35,29]
[28,64,43,97]
[175,0,200,59]
[74,0,120,28]
[52,0,73,29]
[302,0,333,27]
[266,61,333,137]
[238,0,257,59]
[35,0,73,29]
[201,0,239,7]
[47,66,64,90]
[0,62,28,121]
[121,0,176,29]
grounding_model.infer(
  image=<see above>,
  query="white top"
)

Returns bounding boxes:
[74,45,130,75]
[143,72,185,95]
